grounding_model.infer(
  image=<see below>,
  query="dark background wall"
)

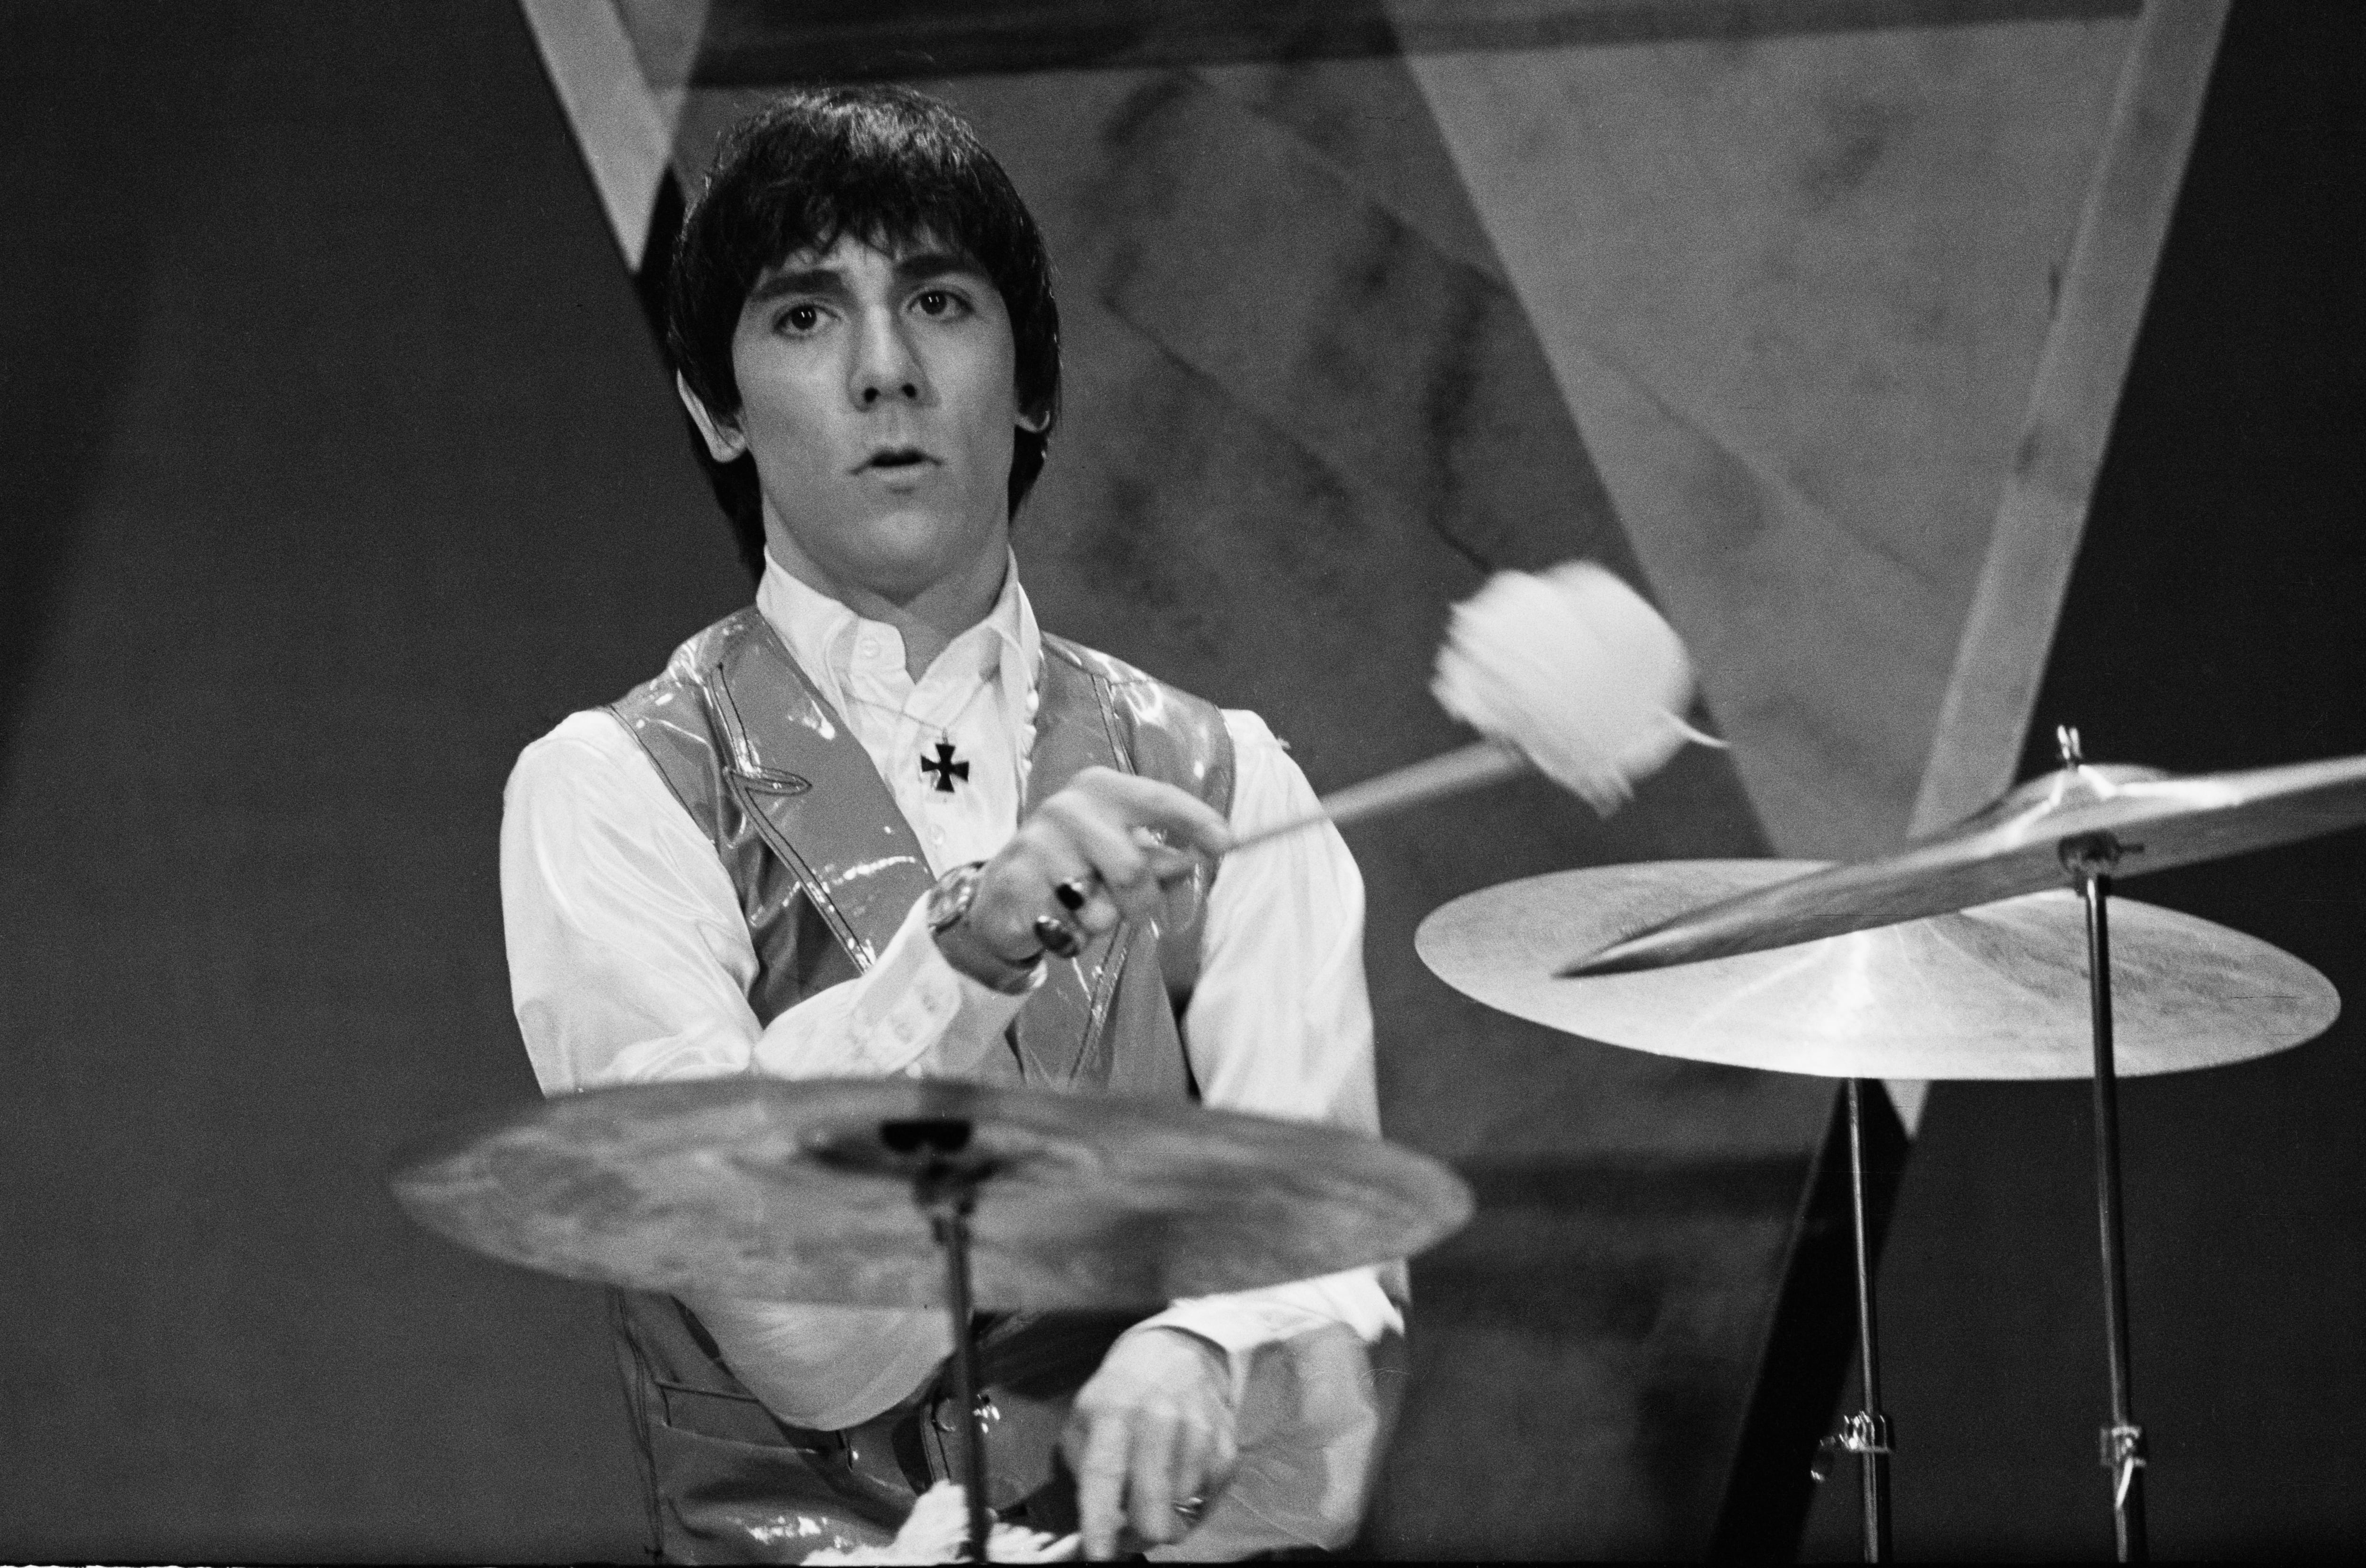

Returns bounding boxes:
[0,5,714,1557]
[0,1,2357,1560]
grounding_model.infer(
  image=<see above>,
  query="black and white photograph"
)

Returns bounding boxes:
[2,1,2361,1560]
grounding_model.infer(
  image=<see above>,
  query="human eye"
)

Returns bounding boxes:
[910,286,974,321]
[772,300,829,336]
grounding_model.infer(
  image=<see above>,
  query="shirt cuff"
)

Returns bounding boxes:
[753,893,1037,1079]
[1122,1269,1403,1408]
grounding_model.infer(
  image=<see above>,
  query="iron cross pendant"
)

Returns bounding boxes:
[920,739,970,793]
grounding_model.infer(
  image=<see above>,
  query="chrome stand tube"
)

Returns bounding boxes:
[1845,1077,1894,1562]
[2073,863,2148,1562]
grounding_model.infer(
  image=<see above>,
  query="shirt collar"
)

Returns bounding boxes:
[755,548,1041,717]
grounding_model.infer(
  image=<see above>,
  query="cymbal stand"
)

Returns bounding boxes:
[2058,728,2149,1562]
[1819,1078,1895,1562]
[894,1121,995,1564]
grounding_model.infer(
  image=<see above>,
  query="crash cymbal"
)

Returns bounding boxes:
[1419,861,2337,1080]
[389,1076,1472,1309]
[1567,752,2366,976]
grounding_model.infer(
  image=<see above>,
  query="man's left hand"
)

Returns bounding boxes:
[1061,1327,1238,1559]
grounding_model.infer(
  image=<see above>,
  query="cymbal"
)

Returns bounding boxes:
[1567,753,2366,976]
[1418,861,2338,1080]
[389,1076,1472,1309]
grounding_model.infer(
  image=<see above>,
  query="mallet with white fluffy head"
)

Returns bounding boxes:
[1227,561,1716,854]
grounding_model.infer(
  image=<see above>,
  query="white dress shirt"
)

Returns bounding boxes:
[502,553,1398,1431]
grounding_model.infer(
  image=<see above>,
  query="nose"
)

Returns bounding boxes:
[850,306,926,408]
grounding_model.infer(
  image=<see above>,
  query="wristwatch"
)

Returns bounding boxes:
[925,862,1042,995]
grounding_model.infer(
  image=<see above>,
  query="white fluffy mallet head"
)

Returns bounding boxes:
[1431,561,1714,815]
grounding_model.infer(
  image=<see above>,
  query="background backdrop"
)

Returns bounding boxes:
[1,0,2357,1558]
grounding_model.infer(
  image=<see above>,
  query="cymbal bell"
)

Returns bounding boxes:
[1419,861,2338,1081]
[389,1076,1472,1310]
[1568,752,2366,976]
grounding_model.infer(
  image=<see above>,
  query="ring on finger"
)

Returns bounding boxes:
[1032,913,1083,959]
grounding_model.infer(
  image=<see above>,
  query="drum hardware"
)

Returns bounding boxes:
[2057,730,2146,1562]
[1563,744,2366,978]
[1836,1077,1895,1559]
[1420,801,2344,1565]
[1417,863,2336,1081]
[1554,730,2366,1559]
[1813,1408,1893,1482]
[390,1075,1474,1564]
[1802,1080,1898,1556]
[895,1116,994,1560]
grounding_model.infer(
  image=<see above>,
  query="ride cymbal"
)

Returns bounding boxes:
[1420,861,2337,1080]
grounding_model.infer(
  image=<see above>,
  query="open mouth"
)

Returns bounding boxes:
[858,446,935,473]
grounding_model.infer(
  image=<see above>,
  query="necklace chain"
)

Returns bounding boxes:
[834,658,1042,797]
[837,675,996,740]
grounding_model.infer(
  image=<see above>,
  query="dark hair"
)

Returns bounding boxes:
[666,85,1061,579]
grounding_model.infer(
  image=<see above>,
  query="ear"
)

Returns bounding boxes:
[1016,406,1052,435]
[677,372,749,462]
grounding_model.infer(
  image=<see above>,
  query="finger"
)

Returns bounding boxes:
[1068,887,1122,940]
[1037,798,1164,924]
[1066,1408,1133,1561]
[1136,838,1203,886]
[1069,768,1234,858]
[974,835,1095,953]
[1032,912,1086,960]
[1204,1412,1240,1497]
[1127,1409,1183,1544]
[1167,1419,1210,1537]
[1038,864,1120,942]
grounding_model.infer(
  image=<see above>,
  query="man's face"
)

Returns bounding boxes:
[693,234,1029,602]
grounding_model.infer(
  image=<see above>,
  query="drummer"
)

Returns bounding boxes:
[501,85,1401,1561]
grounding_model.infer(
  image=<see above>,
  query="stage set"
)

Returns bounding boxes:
[3,0,2362,1560]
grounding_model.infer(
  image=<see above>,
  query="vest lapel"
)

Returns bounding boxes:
[707,610,933,971]
[1015,646,1136,1087]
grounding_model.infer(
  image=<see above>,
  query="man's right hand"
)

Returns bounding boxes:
[937,766,1232,983]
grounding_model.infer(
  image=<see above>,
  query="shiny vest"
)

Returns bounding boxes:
[603,606,1235,1562]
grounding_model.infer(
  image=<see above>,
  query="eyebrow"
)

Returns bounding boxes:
[890,250,983,286]
[744,249,988,308]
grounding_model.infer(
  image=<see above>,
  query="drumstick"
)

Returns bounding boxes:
[1226,741,1530,855]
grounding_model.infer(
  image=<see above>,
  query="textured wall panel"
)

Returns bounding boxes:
[1408,17,2135,857]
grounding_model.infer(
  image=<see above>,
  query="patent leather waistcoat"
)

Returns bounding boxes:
[600,605,1235,1563]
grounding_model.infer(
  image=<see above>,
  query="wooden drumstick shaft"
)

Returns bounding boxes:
[1227,741,1530,855]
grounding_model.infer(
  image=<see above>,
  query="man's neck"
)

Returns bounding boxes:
[762,529,1008,683]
